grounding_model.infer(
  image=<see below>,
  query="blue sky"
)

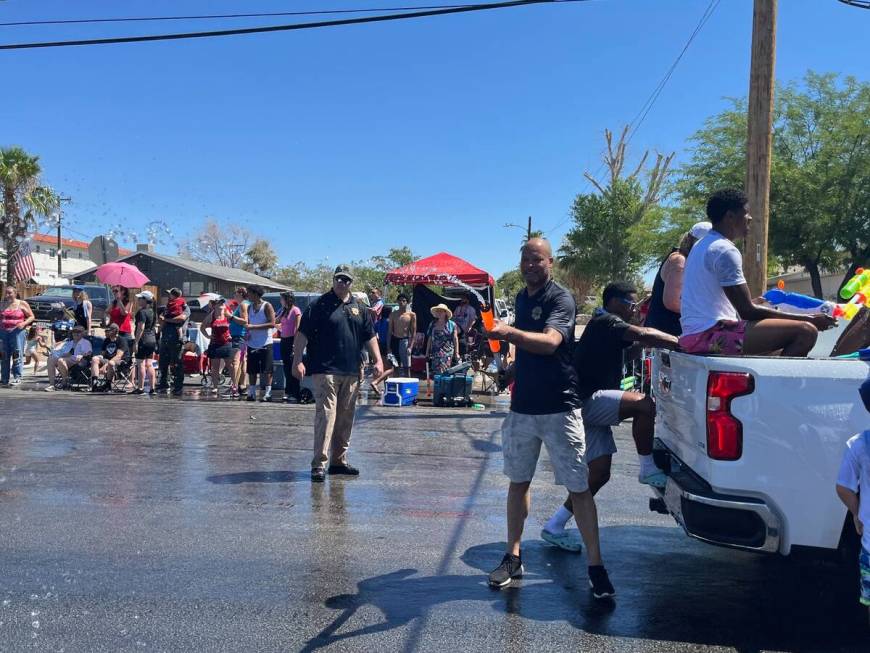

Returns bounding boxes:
[2,0,867,281]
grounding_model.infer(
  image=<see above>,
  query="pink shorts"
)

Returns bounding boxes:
[679,320,748,355]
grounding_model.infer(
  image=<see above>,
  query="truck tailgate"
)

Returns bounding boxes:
[653,351,867,551]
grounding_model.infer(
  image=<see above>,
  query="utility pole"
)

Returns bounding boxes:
[54,196,72,277]
[504,216,533,242]
[56,212,62,277]
[744,0,777,296]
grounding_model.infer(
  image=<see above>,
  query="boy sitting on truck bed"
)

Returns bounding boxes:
[679,188,836,356]
[835,377,870,624]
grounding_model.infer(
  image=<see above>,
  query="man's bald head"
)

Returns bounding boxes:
[520,238,554,291]
[521,237,553,258]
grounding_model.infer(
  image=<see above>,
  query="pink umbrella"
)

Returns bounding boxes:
[95,262,150,288]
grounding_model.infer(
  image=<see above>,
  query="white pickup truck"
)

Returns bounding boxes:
[650,349,867,558]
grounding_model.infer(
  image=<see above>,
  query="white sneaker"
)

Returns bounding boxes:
[44,385,56,392]
[10,377,20,385]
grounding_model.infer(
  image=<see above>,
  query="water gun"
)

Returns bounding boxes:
[762,289,845,318]
[836,267,870,318]
[480,303,501,355]
[834,348,870,360]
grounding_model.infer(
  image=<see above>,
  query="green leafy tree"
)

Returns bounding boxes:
[496,269,524,304]
[676,72,870,297]
[273,248,421,298]
[560,127,674,289]
[243,239,279,277]
[274,261,334,292]
[0,147,60,286]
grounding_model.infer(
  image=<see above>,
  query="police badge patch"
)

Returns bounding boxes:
[531,306,543,320]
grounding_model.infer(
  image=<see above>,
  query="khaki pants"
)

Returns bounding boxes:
[312,373,360,470]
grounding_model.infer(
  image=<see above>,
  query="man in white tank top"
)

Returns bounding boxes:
[244,285,276,402]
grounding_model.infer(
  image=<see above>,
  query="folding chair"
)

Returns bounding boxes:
[65,358,93,391]
[110,358,135,393]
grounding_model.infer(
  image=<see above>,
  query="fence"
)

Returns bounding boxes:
[15,284,47,299]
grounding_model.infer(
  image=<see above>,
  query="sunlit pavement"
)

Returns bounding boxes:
[0,385,865,652]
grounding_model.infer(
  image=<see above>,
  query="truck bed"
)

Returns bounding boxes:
[652,350,867,553]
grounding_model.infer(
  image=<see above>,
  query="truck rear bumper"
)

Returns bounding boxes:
[652,439,782,553]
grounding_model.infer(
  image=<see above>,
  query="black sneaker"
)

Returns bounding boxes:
[327,464,359,476]
[588,565,615,599]
[246,394,256,402]
[488,553,523,588]
[155,385,169,393]
[311,468,326,483]
[130,388,145,395]
[171,388,184,397]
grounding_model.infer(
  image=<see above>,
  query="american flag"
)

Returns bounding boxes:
[10,240,35,283]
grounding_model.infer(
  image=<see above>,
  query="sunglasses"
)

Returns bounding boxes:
[619,297,639,311]
[335,277,352,284]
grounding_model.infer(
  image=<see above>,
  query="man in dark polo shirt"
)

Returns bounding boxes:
[292,265,383,483]
[483,238,614,600]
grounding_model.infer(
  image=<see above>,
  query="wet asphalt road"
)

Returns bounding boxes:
[0,386,866,652]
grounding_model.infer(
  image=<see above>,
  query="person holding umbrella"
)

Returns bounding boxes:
[104,286,134,350]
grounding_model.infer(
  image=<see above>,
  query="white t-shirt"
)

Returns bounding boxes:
[837,431,870,551]
[52,338,92,360]
[680,230,746,336]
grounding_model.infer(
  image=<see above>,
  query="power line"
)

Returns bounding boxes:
[0,0,589,50]
[545,0,721,236]
[625,0,720,146]
[0,4,503,28]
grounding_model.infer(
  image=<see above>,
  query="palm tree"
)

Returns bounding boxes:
[0,147,60,286]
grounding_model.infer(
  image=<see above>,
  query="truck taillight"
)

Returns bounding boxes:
[706,372,754,461]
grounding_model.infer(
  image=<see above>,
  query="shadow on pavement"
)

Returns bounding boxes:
[205,471,305,484]
[302,526,866,652]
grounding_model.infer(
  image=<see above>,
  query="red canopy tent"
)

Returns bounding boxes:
[384,251,494,287]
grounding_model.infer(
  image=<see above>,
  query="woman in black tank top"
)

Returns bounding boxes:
[644,223,711,336]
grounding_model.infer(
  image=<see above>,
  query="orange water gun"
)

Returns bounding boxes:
[480,302,501,355]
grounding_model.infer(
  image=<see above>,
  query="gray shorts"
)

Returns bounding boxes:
[582,389,624,462]
[501,409,589,493]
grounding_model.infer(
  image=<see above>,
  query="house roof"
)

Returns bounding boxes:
[30,232,133,256]
[32,232,90,250]
[72,250,289,290]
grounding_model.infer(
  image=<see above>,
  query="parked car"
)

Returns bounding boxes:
[184,297,211,323]
[27,284,111,325]
[649,349,866,560]
[494,298,514,326]
[262,291,322,316]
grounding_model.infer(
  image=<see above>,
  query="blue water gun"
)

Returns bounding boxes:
[834,348,870,360]
[763,289,844,318]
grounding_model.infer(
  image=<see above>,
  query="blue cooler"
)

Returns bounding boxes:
[433,373,473,407]
[383,377,419,406]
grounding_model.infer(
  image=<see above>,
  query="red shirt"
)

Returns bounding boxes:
[109,304,133,334]
[210,313,231,346]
